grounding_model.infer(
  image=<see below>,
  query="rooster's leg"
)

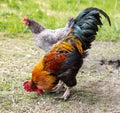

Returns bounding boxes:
[51,81,64,93]
[54,87,71,100]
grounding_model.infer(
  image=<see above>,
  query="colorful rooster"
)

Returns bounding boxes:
[23,7,111,100]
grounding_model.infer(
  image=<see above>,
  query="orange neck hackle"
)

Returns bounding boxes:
[31,58,58,91]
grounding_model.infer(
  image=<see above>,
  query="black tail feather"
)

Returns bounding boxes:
[72,7,111,50]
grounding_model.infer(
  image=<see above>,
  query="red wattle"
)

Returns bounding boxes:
[23,81,44,94]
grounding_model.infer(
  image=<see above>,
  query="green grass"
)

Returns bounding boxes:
[0,0,120,40]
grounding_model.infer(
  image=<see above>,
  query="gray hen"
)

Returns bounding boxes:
[23,17,74,52]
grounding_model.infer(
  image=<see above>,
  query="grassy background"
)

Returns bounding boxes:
[0,0,120,40]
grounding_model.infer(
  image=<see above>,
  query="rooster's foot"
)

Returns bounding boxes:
[54,87,71,100]
[51,82,64,94]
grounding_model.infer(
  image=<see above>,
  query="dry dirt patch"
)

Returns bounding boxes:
[0,35,120,113]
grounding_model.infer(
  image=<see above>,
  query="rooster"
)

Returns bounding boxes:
[23,7,111,100]
[23,17,74,52]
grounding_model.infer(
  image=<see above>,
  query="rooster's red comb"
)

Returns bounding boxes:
[23,81,33,92]
[23,80,44,94]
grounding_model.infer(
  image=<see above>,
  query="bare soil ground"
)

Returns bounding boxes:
[0,34,120,113]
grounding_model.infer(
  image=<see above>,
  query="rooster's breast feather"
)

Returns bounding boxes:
[43,52,68,73]
[42,36,83,74]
